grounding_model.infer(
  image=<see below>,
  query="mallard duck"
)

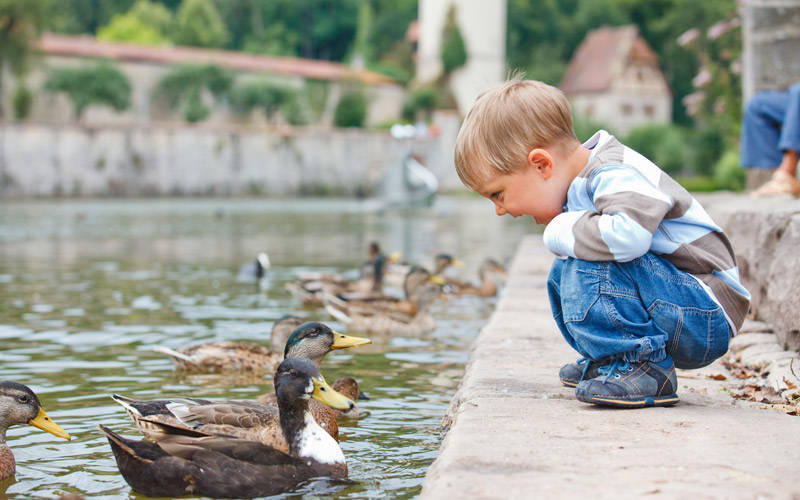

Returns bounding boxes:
[0,381,71,481]
[286,244,396,305]
[324,266,445,319]
[257,376,369,419]
[325,280,443,336]
[99,357,352,499]
[113,322,370,451]
[153,315,305,373]
[446,258,506,297]
[384,252,462,289]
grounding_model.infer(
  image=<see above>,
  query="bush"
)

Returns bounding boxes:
[334,90,368,128]
[689,124,726,177]
[623,124,688,176]
[12,84,32,120]
[713,149,746,192]
[230,81,296,122]
[45,62,131,120]
[155,64,233,123]
[572,116,615,143]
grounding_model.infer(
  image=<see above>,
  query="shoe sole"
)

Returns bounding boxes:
[576,392,680,408]
[560,377,579,388]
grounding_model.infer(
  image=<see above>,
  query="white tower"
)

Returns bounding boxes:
[416,0,507,115]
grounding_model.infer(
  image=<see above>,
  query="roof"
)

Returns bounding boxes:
[38,33,397,86]
[560,25,662,95]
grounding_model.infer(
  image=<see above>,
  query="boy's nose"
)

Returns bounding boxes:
[494,203,506,216]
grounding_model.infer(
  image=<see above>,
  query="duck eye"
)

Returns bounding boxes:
[18,395,28,403]
[289,369,298,377]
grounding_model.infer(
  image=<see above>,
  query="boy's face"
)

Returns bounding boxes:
[477,161,567,226]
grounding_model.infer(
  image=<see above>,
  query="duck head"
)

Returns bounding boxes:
[0,381,70,443]
[283,322,371,366]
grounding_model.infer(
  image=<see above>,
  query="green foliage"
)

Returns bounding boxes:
[403,86,438,121]
[0,0,55,118]
[155,64,234,122]
[624,124,688,176]
[97,12,168,45]
[688,122,726,177]
[674,175,719,193]
[334,89,368,128]
[440,5,467,74]
[369,61,410,85]
[174,0,228,48]
[129,0,173,37]
[572,115,615,143]
[230,80,297,122]
[44,61,131,120]
[712,149,746,192]
[303,79,330,122]
[12,83,33,120]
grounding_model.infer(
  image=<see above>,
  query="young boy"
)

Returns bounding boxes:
[454,76,751,408]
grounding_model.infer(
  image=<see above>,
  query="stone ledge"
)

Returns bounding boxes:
[699,193,800,351]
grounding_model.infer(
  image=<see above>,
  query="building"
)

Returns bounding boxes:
[560,26,672,136]
[6,33,406,128]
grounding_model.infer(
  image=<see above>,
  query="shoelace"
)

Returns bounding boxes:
[577,357,592,382]
[597,358,632,383]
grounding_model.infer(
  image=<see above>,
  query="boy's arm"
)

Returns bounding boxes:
[543,165,672,262]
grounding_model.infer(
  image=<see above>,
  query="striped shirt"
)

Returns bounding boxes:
[543,130,751,332]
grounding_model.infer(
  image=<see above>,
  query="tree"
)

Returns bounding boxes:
[0,0,55,119]
[440,5,467,74]
[155,64,234,122]
[44,61,132,120]
[97,12,168,45]
[174,0,228,48]
[129,0,173,37]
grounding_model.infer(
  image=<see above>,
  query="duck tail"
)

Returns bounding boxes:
[110,394,144,417]
[324,303,352,324]
[97,424,139,457]
[153,345,193,363]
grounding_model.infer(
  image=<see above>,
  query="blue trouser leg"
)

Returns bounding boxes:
[740,88,789,168]
[778,82,800,153]
[547,253,731,369]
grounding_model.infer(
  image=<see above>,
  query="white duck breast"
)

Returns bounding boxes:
[296,412,346,465]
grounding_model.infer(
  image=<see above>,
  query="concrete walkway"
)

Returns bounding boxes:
[421,235,800,500]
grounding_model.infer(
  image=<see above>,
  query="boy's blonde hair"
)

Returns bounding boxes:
[454,75,578,191]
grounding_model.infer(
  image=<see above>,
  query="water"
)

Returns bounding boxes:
[0,197,540,500]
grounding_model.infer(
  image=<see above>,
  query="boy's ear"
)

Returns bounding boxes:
[527,149,554,179]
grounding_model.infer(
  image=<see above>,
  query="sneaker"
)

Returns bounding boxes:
[559,357,604,387]
[574,357,679,408]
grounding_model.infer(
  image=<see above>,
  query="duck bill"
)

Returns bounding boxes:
[330,331,372,350]
[429,275,447,285]
[29,407,71,440]
[312,376,355,411]
[452,258,465,268]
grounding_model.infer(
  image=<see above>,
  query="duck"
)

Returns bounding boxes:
[445,258,506,297]
[153,315,305,373]
[325,280,443,336]
[384,253,462,289]
[237,252,271,280]
[112,322,370,451]
[0,381,71,481]
[323,266,445,319]
[285,243,396,306]
[98,357,352,499]
[257,376,369,419]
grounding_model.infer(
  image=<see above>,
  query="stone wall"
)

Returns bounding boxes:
[0,121,464,198]
[701,194,800,351]
[741,0,800,99]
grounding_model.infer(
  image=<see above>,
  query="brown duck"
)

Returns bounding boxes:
[153,315,305,373]
[0,381,71,481]
[99,357,353,499]
[112,322,369,451]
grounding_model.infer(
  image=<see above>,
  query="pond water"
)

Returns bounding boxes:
[0,196,539,500]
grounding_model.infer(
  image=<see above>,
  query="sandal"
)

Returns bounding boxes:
[751,170,800,198]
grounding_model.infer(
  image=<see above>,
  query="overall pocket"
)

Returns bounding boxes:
[647,300,730,369]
